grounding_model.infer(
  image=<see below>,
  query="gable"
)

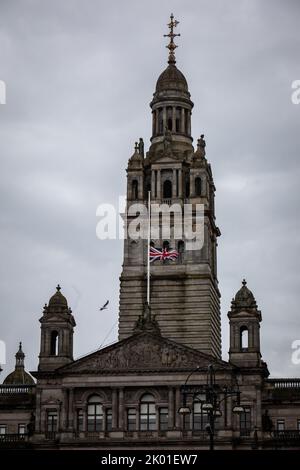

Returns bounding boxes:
[58,332,231,375]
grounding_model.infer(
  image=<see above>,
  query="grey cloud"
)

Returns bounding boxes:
[0,0,300,379]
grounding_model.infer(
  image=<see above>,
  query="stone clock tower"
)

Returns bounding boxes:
[119,15,221,358]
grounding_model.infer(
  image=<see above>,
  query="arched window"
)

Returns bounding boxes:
[175,107,181,132]
[132,180,138,200]
[158,108,163,133]
[195,177,202,197]
[167,107,172,131]
[140,393,156,431]
[163,180,172,199]
[50,331,58,356]
[87,395,103,432]
[240,326,249,350]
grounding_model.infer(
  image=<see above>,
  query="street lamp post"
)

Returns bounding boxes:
[178,364,245,451]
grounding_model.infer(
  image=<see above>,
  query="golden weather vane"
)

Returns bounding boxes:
[164,13,180,64]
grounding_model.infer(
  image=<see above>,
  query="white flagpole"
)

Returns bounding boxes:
[147,190,151,305]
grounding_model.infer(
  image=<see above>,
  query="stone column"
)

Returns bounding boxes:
[68,388,74,431]
[61,388,68,430]
[227,395,232,429]
[151,170,155,196]
[155,109,159,135]
[190,172,195,197]
[175,388,181,429]
[187,111,191,135]
[163,107,167,131]
[118,388,124,430]
[112,388,118,430]
[82,405,87,432]
[168,388,175,429]
[178,169,183,198]
[172,107,176,132]
[152,111,156,136]
[172,169,177,198]
[35,388,42,432]
[157,170,161,199]
[181,108,185,133]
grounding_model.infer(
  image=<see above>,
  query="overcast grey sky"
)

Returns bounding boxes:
[0,0,300,379]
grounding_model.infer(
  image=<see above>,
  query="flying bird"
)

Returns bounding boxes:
[99,300,109,311]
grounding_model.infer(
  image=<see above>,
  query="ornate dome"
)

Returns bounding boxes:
[3,342,35,385]
[48,284,68,308]
[155,64,188,93]
[3,369,35,385]
[232,280,257,310]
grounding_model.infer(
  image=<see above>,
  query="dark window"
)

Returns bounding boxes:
[193,402,209,431]
[132,180,138,200]
[77,409,83,432]
[240,326,249,350]
[163,240,170,250]
[185,178,190,198]
[240,407,251,436]
[50,331,58,356]
[297,419,300,431]
[140,394,156,431]
[195,177,202,196]
[47,410,58,432]
[159,408,168,431]
[163,180,172,199]
[167,107,172,131]
[178,240,184,252]
[106,409,112,432]
[87,396,103,432]
[127,408,136,431]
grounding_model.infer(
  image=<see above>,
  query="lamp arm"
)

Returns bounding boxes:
[181,365,201,406]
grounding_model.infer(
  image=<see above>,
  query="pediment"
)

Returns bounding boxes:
[58,332,231,375]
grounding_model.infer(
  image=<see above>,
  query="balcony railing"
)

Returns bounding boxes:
[272,430,300,440]
[0,434,27,442]
[45,431,57,440]
[0,385,35,394]
[267,379,300,388]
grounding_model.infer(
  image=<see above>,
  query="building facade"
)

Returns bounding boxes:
[1,16,300,450]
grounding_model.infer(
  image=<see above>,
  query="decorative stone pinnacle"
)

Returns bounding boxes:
[242,279,247,287]
[163,13,180,65]
[134,142,139,152]
[56,284,61,292]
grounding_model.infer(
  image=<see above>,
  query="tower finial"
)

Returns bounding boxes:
[164,13,180,65]
[242,279,247,287]
[56,284,61,292]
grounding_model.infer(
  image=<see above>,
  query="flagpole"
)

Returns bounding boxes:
[147,190,151,305]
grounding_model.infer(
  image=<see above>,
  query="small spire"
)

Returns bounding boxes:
[15,342,25,367]
[56,284,61,292]
[242,279,247,287]
[134,142,139,152]
[164,13,180,65]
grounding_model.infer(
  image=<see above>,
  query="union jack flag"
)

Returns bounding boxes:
[149,246,179,263]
